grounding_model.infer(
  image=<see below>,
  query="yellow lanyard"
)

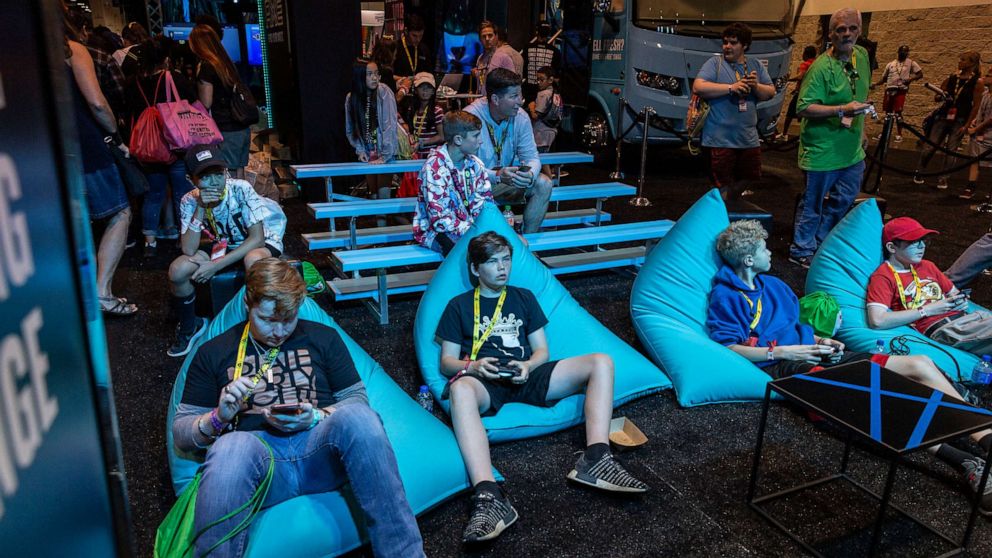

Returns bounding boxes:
[738,291,763,331]
[402,35,418,73]
[485,120,509,164]
[886,262,925,309]
[413,106,429,141]
[202,187,227,239]
[471,287,508,360]
[733,57,747,81]
[233,323,282,398]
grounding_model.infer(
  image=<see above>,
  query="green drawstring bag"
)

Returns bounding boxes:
[155,438,275,558]
[798,291,842,339]
[301,261,326,296]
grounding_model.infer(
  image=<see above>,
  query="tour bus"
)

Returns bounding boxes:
[578,0,805,147]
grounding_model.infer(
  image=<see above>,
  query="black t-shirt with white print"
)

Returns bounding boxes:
[436,286,548,363]
[181,320,361,431]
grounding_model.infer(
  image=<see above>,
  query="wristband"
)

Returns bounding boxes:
[209,408,226,434]
[837,108,846,119]
[767,347,775,361]
[919,306,927,318]
[104,133,124,146]
[197,417,217,440]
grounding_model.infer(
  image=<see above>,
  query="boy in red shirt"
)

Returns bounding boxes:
[867,217,992,355]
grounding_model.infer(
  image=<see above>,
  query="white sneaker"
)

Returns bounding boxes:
[894,135,903,143]
[937,177,949,190]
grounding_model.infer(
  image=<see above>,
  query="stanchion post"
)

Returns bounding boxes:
[630,106,654,207]
[610,88,625,180]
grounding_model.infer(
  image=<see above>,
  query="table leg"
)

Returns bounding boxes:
[960,438,992,547]
[325,177,336,232]
[839,432,853,475]
[747,384,774,503]
[868,456,900,557]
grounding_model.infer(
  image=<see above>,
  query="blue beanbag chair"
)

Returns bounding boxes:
[631,189,776,406]
[166,291,473,557]
[413,204,670,443]
[805,198,987,381]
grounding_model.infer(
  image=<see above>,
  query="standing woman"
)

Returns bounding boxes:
[371,35,403,101]
[914,50,984,191]
[189,24,252,176]
[345,59,398,214]
[64,16,136,315]
[125,36,197,257]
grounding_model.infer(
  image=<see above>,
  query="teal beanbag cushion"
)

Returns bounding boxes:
[806,198,986,381]
[414,204,670,443]
[631,189,775,406]
[166,292,472,557]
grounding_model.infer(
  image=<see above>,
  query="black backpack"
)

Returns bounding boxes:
[230,82,259,127]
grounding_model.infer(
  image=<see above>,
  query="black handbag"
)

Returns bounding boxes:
[107,141,149,197]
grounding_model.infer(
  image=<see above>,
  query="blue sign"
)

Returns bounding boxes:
[0,2,123,555]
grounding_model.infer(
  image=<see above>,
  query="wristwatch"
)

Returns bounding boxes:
[766,347,775,361]
[837,108,846,119]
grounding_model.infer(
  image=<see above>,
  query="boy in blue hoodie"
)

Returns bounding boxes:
[707,220,992,513]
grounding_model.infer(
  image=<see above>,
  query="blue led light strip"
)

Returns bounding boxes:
[257,1,274,128]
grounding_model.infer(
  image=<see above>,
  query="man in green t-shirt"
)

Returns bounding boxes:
[789,7,872,268]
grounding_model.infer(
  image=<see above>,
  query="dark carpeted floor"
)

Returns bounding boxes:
[107,142,992,557]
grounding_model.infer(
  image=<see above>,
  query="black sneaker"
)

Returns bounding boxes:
[913,173,925,185]
[961,188,976,200]
[962,457,992,516]
[462,490,518,543]
[167,317,207,358]
[567,451,649,493]
[788,255,811,269]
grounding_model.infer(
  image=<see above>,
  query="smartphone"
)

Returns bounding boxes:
[496,363,520,379]
[516,165,531,174]
[960,288,973,298]
[271,403,303,415]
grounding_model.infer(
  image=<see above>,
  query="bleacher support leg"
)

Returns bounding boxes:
[325,177,336,232]
[376,269,389,325]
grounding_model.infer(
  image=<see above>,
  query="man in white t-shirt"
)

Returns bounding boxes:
[871,45,923,142]
[167,145,288,357]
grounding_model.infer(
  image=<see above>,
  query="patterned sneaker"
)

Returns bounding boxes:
[567,451,649,493]
[167,317,207,358]
[962,457,992,516]
[788,255,811,269]
[462,490,518,543]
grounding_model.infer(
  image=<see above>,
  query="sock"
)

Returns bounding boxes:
[584,442,611,462]
[473,480,501,498]
[174,293,197,332]
[979,433,992,455]
[934,443,974,473]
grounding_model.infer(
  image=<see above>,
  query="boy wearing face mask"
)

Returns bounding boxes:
[166,145,287,357]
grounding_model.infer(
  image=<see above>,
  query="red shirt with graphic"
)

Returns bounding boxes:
[866,259,959,334]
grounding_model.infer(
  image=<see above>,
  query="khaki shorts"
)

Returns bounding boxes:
[928,311,992,355]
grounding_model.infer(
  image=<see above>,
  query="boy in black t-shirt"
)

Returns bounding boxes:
[172,258,424,557]
[436,232,649,544]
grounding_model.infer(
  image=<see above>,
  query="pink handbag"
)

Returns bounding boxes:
[157,71,224,150]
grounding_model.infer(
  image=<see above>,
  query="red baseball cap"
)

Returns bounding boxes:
[882,217,939,244]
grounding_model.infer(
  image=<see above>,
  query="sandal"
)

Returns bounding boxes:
[99,296,138,317]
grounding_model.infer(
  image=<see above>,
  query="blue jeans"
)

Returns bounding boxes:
[142,159,193,236]
[193,404,424,558]
[790,159,865,258]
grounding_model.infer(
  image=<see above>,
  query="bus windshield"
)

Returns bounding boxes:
[633,0,800,38]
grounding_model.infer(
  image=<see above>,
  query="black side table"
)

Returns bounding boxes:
[747,359,992,557]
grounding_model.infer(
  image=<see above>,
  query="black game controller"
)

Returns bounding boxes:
[820,346,841,364]
[496,364,520,379]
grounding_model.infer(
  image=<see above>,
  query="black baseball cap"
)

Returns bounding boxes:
[184,144,227,177]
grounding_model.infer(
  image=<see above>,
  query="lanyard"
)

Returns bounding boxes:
[485,120,509,164]
[402,35,418,73]
[202,186,227,239]
[886,262,925,309]
[738,291,763,331]
[413,106,429,141]
[451,166,473,208]
[839,49,859,97]
[233,322,282,395]
[732,58,748,81]
[471,287,508,361]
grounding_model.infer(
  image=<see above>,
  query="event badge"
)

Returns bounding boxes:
[738,97,748,113]
[947,107,957,121]
[211,239,228,261]
[840,115,854,128]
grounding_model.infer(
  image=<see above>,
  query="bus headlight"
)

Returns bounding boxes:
[635,69,683,96]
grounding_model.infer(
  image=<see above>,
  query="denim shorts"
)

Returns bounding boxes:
[84,165,129,220]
